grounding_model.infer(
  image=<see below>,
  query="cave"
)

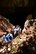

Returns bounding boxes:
[0,7,32,29]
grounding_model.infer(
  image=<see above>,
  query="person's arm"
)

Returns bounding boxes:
[0,31,6,36]
[24,20,29,27]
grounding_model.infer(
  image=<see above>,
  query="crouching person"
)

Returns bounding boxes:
[0,16,13,53]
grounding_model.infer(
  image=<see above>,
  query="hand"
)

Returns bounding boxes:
[0,31,6,36]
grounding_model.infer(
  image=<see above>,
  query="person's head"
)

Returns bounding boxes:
[27,14,32,20]
[0,15,10,31]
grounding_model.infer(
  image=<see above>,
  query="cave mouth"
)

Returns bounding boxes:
[1,14,26,29]
[0,14,30,29]
[0,7,32,29]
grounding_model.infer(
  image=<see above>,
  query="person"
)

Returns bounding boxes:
[24,14,32,28]
[22,14,32,34]
[13,25,21,38]
[0,15,14,53]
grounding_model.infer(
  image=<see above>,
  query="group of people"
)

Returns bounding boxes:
[0,14,36,53]
[0,16,22,45]
[0,15,22,53]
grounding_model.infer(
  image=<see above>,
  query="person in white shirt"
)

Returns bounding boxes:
[13,25,21,37]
